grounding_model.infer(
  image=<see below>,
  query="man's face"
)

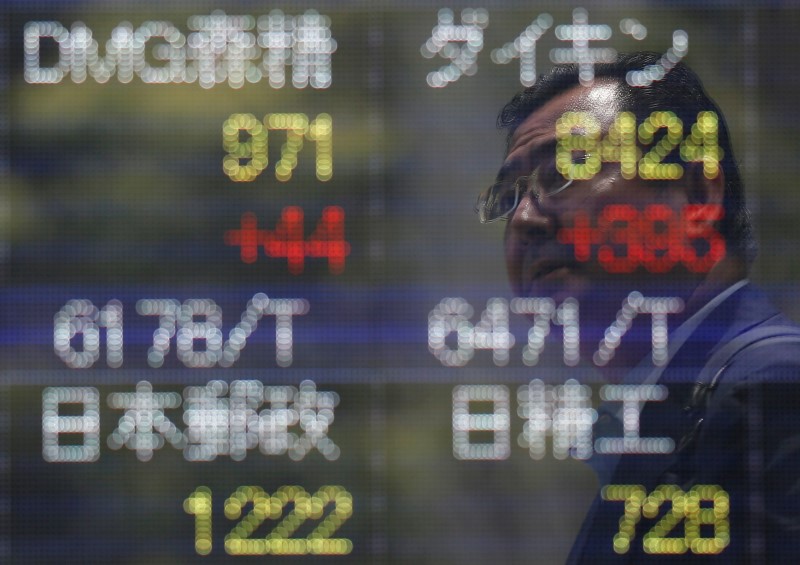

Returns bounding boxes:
[502,81,701,326]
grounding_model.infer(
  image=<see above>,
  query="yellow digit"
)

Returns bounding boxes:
[601,484,647,554]
[638,111,684,180]
[184,486,213,555]
[265,113,309,182]
[642,485,688,554]
[556,111,602,180]
[264,485,313,554]
[223,485,274,555]
[685,484,730,554]
[222,113,268,182]
[308,113,333,181]
[679,111,723,179]
[600,112,638,179]
[306,486,354,555]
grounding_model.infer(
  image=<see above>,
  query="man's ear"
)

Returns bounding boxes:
[686,161,725,206]
[684,162,725,237]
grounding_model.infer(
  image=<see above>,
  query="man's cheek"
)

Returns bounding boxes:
[504,237,525,294]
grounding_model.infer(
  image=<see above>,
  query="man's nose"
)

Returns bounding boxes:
[507,192,557,241]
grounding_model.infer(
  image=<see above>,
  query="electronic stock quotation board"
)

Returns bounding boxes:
[3,1,800,563]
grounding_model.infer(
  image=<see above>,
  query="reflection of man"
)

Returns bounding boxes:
[477,52,800,562]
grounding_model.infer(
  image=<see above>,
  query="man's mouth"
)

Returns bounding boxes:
[530,259,576,281]
[517,257,586,300]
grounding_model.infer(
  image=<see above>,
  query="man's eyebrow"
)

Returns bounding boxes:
[496,161,519,181]
[532,140,557,160]
[497,141,557,180]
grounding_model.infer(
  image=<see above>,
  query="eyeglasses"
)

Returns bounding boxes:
[474,162,575,223]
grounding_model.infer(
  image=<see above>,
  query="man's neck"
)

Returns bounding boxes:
[595,256,748,382]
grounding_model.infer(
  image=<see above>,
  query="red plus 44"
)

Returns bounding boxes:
[225,207,350,274]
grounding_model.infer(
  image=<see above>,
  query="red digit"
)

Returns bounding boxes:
[639,205,681,273]
[680,204,726,272]
[597,204,641,273]
[305,206,350,275]
[264,206,306,274]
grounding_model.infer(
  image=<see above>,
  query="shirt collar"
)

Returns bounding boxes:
[625,279,750,386]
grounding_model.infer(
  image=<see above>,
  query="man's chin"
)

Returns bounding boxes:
[518,272,591,305]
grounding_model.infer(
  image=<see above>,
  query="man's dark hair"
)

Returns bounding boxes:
[498,51,755,262]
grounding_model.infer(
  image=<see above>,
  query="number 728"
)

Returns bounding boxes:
[602,484,729,555]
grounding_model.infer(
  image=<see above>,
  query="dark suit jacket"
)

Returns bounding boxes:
[567,284,800,563]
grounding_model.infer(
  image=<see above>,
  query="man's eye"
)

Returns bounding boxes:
[538,160,569,193]
[485,182,517,214]
[499,184,519,208]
